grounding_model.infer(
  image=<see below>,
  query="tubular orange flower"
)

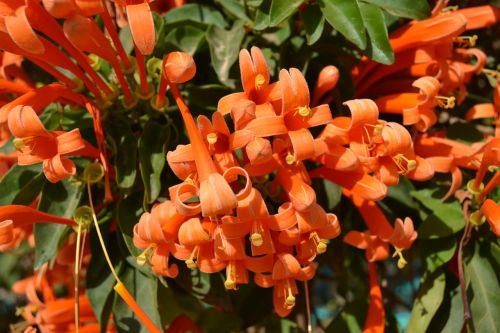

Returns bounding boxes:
[363,263,385,333]
[0,205,74,251]
[8,105,99,182]
[217,47,281,115]
[479,199,500,237]
[164,52,238,217]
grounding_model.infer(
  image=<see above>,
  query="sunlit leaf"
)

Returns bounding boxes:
[407,268,446,333]
[361,0,430,20]
[269,0,303,26]
[318,0,367,49]
[359,2,394,64]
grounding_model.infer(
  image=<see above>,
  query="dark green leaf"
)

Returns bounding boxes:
[138,121,170,204]
[253,0,271,30]
[421,236,457,274]
[107,117,137,190]
[206,21,246,87]
[318,0,367,49]
[113,264,161,333]
[215,0,250,21]
[466,242,500,333]
[116,192,144,258]
[0,164,42,205]
[34,178,83,268]
[326,298,367,332]
[13,173,46,205]
[446,122,483,144]
[428,275,463,333]
[361,0,430,20]
[174,268,233,311]
[411,189,465,239]
[269,0,303,26]
[407,268,446,333]
[303,4,325,45]
[386,177,416,209]
[164,4,227,28]
[359,2,394,64]
[198,308,243,333]
[163,25,206,55]
[265,318,302,332]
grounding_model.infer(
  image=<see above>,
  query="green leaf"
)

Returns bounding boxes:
[206,21,246,87]
[386,177,416,209]
[116,192,144,258]
[13,173,46,205]
[34,178,83,268]
[359,2,394,64]
[326,298,367,332]
[163,26,206,55]
[303,4,325,45]
[138,121,170,204]
[107,116,137,190]
[411,189,465,239]
[407,268,446,333]
[466,242,500,333]
[421,236,457,274]
[253,0,271,30]
[361,0,430,20]
[174,268,232,311]
[318,0,367,49]
[269,0,303,26]
[164,4,227,28]
[198,308,243,333]
[428,275,464,333]
[0,164,42,205]
[215,0,250,21]
[113,264,161,333]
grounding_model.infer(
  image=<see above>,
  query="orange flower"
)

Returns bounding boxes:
[217,47,281,115]
[113,0,155,55]
[255,253,315,317]
[0,205,74,251]
[363,263,385,333]
[479,199,500,237]
[133,200,187,277]
[164,52,238,217]
[8,105,99,182]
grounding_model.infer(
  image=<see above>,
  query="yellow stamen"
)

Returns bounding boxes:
[392,154,417,174]
[310,232,328,254]
[296,105,312,117]
[454,35,478,48]
[207,132,218,145]
[392,248,407,269]
[83,162,105,184]
[250,233,263,247]
[285,151,295,165]
[255,74,266,90]
[185,246,200,270]
[224,261,236,290]
[137,244,157,266]
[435,95,456,109]
[284,280,295,308]
[12,138,26,150]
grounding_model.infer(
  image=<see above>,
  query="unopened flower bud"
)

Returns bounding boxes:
[163,52,196,83]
